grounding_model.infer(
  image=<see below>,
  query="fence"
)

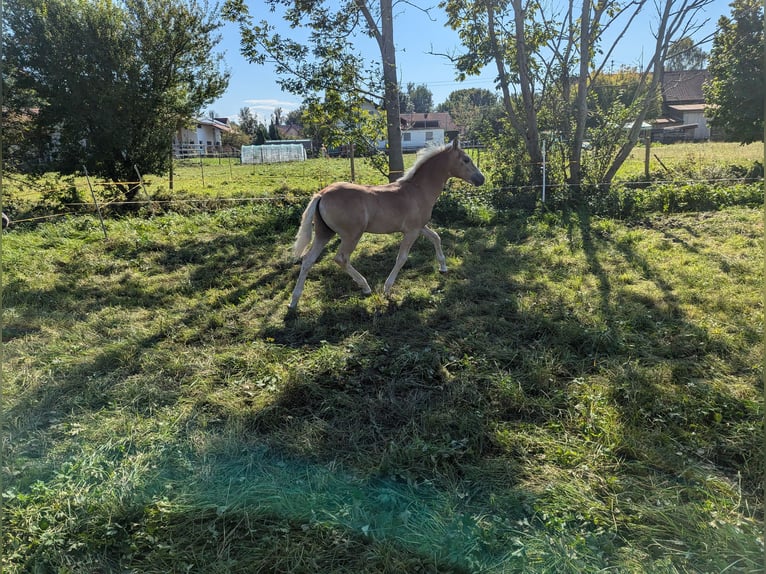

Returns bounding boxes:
[173,143,239,159]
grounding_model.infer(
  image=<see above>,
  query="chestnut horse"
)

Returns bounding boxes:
[289,139,485,309]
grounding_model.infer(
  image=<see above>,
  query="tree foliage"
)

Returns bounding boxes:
[238,107,260,138]
[437,88,501,142]
[406,83,434,113]
[222,0,404,180]
[665,36,708,71]
[3,0,228,197]
[704,0,764,144]
[442,0,714,188]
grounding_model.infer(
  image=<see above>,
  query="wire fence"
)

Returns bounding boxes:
[2,144,763,231]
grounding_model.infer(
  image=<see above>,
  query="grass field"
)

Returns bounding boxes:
[1,185,762,571]
[2,142,762,216]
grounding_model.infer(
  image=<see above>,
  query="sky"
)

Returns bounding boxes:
[207,0,733,124]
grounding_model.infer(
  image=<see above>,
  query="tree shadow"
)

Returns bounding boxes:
[2,205,760,569]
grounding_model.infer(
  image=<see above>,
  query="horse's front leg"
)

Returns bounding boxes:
[384,229,421,296]
[420,225,447,273]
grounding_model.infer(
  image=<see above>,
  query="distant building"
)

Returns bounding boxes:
[399,112,459,151]
[173,117,232,157]
[277,123,304,139]
[652,70,712,142]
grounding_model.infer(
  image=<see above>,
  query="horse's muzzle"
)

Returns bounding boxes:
[472,173,485,186]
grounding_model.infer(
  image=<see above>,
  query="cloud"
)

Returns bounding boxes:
[242,98,299,120]
[244,98,299,110]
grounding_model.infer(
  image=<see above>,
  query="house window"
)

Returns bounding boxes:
[403,132,411,142]
[425,131,434,142]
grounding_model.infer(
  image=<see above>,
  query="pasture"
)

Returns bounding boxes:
[3,141,762,213]
[1,178,762,571]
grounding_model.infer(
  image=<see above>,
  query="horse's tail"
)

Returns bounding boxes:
[293,194,321,260]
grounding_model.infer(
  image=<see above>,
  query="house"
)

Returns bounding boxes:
[173,117,232,157]
[277,123,304,139]
[652,70,711,142]
[319,101,460,153]
[399,112,459,151]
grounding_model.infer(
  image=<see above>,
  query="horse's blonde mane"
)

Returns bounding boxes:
[398,143,451,182]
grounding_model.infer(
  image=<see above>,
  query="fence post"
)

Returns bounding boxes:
[541,139,547,203]
[644,135,651,181]
[82,166,108,239]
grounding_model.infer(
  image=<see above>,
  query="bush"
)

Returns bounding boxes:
[583,181,763,218]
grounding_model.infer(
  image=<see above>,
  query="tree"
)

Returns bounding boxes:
[253,123,268,145]
[3,0,229,197]
[272,107,284,128]
[222,0,404,181]
[406,83,433,113]
[399,91,413,114]
[238,106,260,139]
[666,36,708,70]
[285,109,304,127]
[704,0,764,144]
[222,126,252,149]
[437,88,500,141]
[268,108,283,140]
[442,0,714,188]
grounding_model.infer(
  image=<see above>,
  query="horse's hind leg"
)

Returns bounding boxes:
[420,225,447,273]
[333,233,372,295]
[289,220,334,309]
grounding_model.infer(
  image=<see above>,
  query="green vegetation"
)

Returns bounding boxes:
[1,158,762,572]
[3,142,762,224]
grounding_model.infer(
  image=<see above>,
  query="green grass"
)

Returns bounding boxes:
[2,153,420,213]
[4,142,761,227]
[1,199,762,572]
[619,142,763,180]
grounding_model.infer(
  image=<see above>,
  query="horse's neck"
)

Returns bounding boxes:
[409,155,450,201]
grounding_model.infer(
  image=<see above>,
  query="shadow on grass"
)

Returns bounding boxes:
[2,205,761,571]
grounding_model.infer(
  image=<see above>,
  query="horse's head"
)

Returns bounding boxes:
[447,138,485,186]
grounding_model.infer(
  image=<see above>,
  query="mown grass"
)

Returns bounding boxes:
[620,141,763,181]
[1,195,762,572]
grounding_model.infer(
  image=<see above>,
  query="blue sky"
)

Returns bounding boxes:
[207,0,732,124]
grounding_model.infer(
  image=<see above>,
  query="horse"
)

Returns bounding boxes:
[288,138,485,309]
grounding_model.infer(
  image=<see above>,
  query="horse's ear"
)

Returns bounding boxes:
[452,137,459,150]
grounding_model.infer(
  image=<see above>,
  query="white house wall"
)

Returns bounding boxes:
[686,111,710,140]
[401,129,444,151]
[176,125,223,147]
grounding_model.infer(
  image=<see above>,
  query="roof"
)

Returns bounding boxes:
[667,103,707,113]
[197,117,232,132]
[662,70,710,105]
[278,124,303,138]
[400,112,458,132]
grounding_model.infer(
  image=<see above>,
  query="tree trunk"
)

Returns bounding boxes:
[379,0,403,182]
[569,0,591,189]
[602,2,670,185]
[511,0,543,185]
[488,1,543,184]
